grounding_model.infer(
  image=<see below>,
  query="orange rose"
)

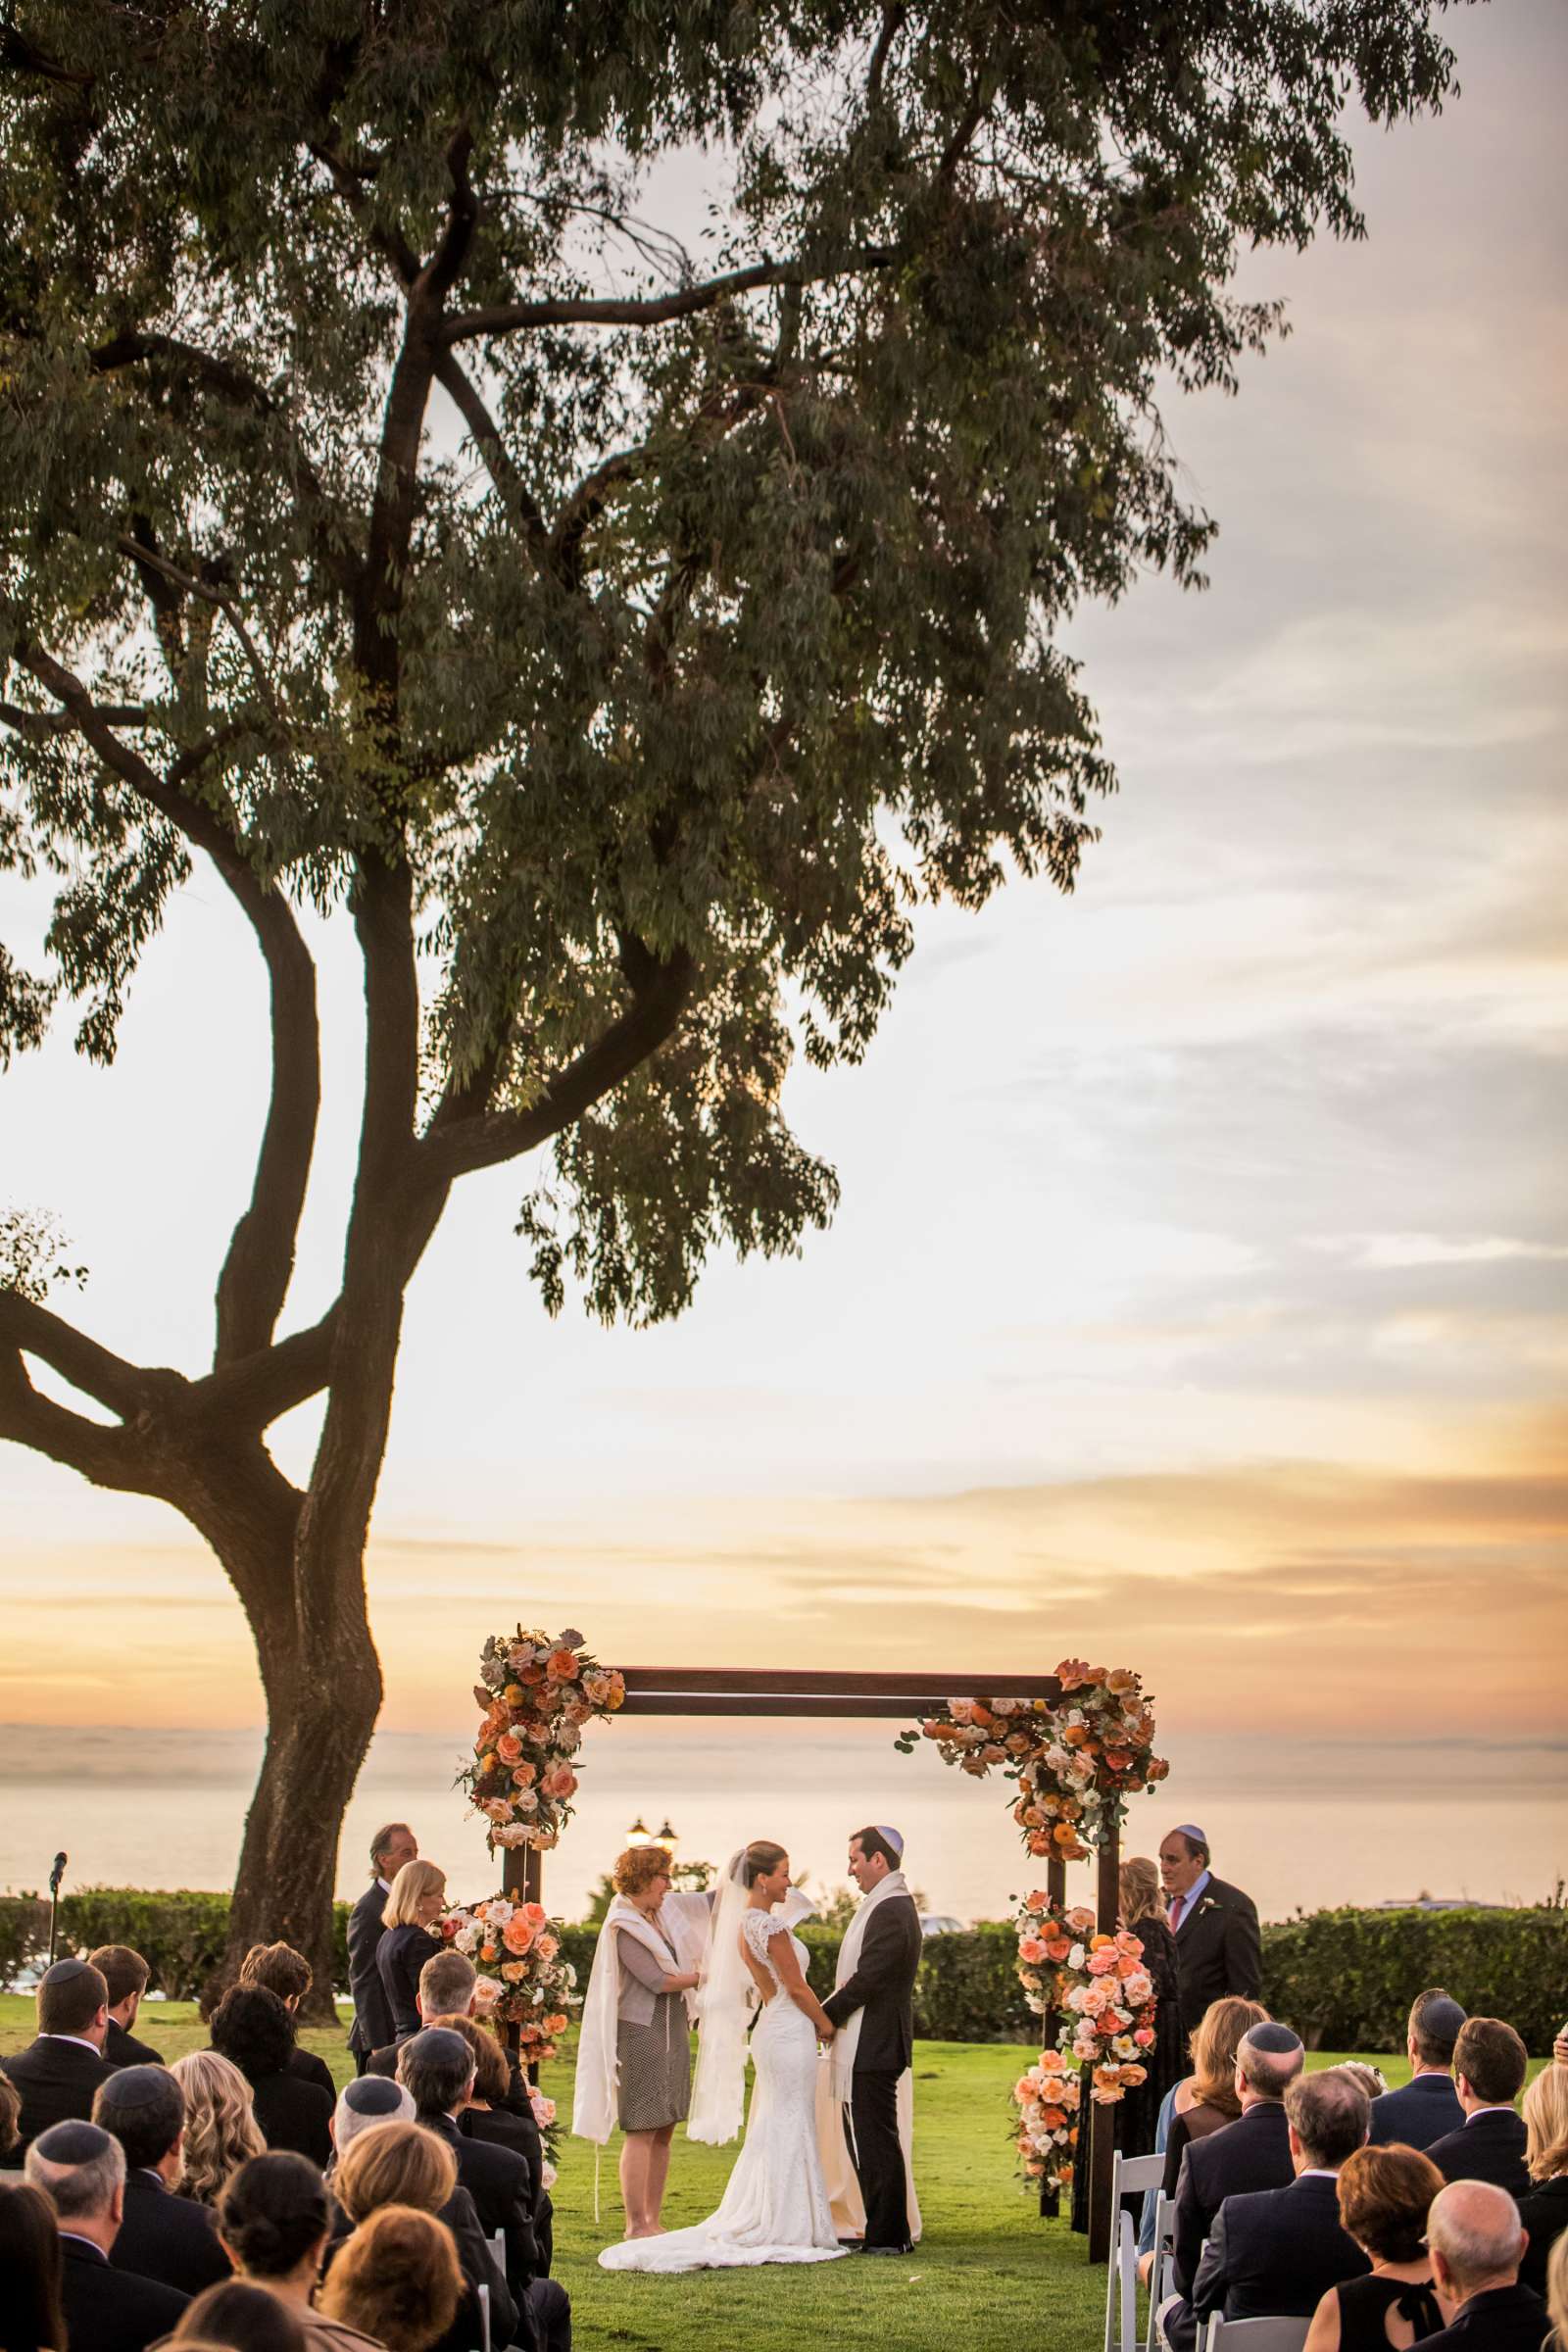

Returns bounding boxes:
[1041,2106,1067,2130]
[546,1646,578,1681]
[501,1961,526,1983]
[496,1732,523,1765]
[547,2013,567,2033]
[1044,1936,1071,1962]
[1105,1668,1139,1694]
[503,1916,535,1955]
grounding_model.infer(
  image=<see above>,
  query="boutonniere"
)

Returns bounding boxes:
[1198,1896,1218,1916]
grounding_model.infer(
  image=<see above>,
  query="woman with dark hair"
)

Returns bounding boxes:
[216,2153,378,2352]
[1302,2142,1444,2351]
[0,2180,67,2352]
[0,2072,21,2165]
[209,1987,332,2169]
[172,2277,310,2352]
[237,1946,337,2104]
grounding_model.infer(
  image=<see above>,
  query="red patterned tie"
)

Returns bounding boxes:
[1168,1893,1185,1933]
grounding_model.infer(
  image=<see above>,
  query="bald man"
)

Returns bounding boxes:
[1422,2178,1545,2346]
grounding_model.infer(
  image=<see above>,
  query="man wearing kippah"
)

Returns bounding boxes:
[0,1956,120,2158]
[1158,1823,1262,2037]
[25,2118,190,2349]
[821,1824,923,2255]
[1369,1989,1467,2149]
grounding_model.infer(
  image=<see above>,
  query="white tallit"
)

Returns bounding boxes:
[824,1868,922,2244]
[572,1891,710,2144]
[828,1866,910,2103]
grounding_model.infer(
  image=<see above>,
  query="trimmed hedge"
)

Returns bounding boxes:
[4,1893,1561,2053]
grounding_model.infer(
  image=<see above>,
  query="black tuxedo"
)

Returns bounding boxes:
[347,1878,393,2057]
[1518,2174,1568,2298]
[58,2232,189,2352]
[422,2109,539,2294]
[0,2034,120,2155]
[1368,2069,1463,2149]
[1170,1875,1262,2037]
[106,2016,165,2068]
[245,2063,334,2166]
[1420,2281,1547,2348]
[1427,2107,1530,2198]
[112,2167,233,2296]
[820,1887,922,2252]
[1193,2173,1370,2324]
[285,2039,338,2102]
[1171,2098,1294,2301]
[463,2098,554,2271]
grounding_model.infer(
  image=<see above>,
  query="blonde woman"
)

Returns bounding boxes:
[1519,2061,1568,2299]
[1547,2229,1568,2351]
[171,2048,267,2207]
[376,1859,448,2038]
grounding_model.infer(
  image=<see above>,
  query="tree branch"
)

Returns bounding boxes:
[443,248,902,342]
[189,1309,337,1429]
[0,1290,161,1420]
[0,699,158,737]
[114,531,278,714]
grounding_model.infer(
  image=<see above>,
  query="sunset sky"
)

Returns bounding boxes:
[3,1,1565,1857]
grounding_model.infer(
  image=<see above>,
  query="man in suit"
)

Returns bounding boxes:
[1192,2067,1372,2328]
[1162,2021,1304,2349]
[1159,1824,1262,2037]
[1427,2017,1530,2197]
[89,1945,164,2067]
[347,1817,417,2073]
[0,1956,120,2156]
[820,1824,924,2257]
[1369,1988,1466,2149]
[365,1943,479,2076]
[1422,2177,1547,2347]
[24,2118,189,2352]
[400,2026,570,2352]
[93,2063,231,2296]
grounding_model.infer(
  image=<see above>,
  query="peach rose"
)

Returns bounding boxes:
[501,1961,526,1983]
[1041,2106,1067,2130]
[541,1763,577,1799]
[503,1916,535,1955]
[535,1933,559,1960]
[1133,2026,1155,2047]
[1105,1668,1139,1694]
[546,1646,578,1681]
[496,1732,523,1765]
[1018,1936,1048,1965]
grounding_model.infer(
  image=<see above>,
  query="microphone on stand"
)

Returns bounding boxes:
[47,1851,68,1965]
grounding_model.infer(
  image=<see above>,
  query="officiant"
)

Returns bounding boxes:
[821,1825,924,2256]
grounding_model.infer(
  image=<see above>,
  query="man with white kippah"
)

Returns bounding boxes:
[820,1825,923,2255]
[1158,1821,1261,2036]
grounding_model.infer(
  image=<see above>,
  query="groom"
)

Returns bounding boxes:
[822,1824,923,2256]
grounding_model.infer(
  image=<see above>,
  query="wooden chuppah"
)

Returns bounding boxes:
[500,1665,1124,2260]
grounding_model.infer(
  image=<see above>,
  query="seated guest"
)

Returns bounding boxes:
[93,2062,232,2296]
[1190,2069,1371,2334]
[24,2119,190,2351]
[0,2178,67,2352]
[88,1946,164,2068]
[1519,2058,1568,2300]
[1302,2141,1445,2352]
[1548,2232,1568,2352]
[318,2205,462,2352]
[428,2009,554,2270]
[1368,1989,1467,2150]
[398,2028,539,2298]
[366,1947,480,2077]
[210,1987,332,2170]
[1337,2061,1388,2105]
[326,2118,517,2352]
[1141,1994,1269,2277]
[375,1862,449,2042]
[0,2069,20,2165]
[1169,2021,1304,2305]
[237,1946,337,2103]
[329,2072,418,2159]
[172,2277,309,2349]
[1427,2017,1530,2196]
[0,1958,118,2157]
[215,2150,379,2351]
[169,2050,267,2209]
[1422,2177,1546,2346]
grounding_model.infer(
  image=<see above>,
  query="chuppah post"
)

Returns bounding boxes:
[1039,1851,1068,2219]
[499,1839,544,2077]
[1086,1827,1122,2263]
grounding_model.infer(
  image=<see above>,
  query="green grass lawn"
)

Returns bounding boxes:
[0,1998,1451,2352]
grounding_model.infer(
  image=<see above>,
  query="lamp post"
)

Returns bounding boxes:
[655,1818,678,1855]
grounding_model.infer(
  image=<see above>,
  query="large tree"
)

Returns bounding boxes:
[0,0,1458,1994]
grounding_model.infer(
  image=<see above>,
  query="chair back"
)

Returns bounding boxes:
[1103,2208,1139,2352]
[1200,2317,1310,2352]
[1143,2190,1174,2352]
[475,2279,491,2352]
[1113,2150,1166,2198]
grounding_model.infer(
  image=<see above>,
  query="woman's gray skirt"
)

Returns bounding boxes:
[615,1989,692,2132]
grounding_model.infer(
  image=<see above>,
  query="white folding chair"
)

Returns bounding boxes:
[1112,2151,1167,2204]
[1200,2318,1310,2352]
[1154,2237,1211,2352]
[1102,2208,1140,2352]
[474,2280,491,2352]
[1144,2189,1175,2352]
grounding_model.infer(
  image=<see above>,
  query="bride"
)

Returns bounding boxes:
[598,1839,848,2273]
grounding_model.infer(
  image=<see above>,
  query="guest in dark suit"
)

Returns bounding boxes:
[89,1944,165,2068]
[238,1940,338,2101]
[93,2061,233,2296]
[0,2065,20,2164]
[1423,2176,1547,2347]
[24,2118,190,2351]
[820,1825,924,2256]
[1368,1988,1467,2150]
[0,1955,119,2157]
[347,1819,417,2073]
[433,2004,555,2271]
[1158,1824,1262,2038]
[0,2180,67,2352]
[363,1943,484,2078]
[1168,2021,1304,2317]
[1518,2057,1568,2299]
[375,1858,448,2041]
[1426,2017,1530,2197]
[209,1984,333,2169]
[326,2101,525,2352]
[1191,2068,1371,2331]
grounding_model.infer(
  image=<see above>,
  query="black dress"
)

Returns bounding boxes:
[1333,2272,1444,2348]
[376,1919,439,2038]
[1070,1914,1184,2232]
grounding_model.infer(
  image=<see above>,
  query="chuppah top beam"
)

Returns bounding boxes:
[614,1667,1065,1718]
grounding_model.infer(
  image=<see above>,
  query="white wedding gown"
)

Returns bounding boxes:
[599,1909,848,2273]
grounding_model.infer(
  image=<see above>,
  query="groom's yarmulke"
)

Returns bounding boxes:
[1242,2022,1303,2056]
[874,1824,905,1857]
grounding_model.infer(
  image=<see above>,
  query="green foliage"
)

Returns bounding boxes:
[0,0,1460,1324]
[0,1887,353,2002]
[0,1205,87,1299]
[1259,1905,1568,2053]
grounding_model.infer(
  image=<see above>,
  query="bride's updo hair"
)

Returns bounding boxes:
[612,1845,670,1898]
[741,1841,788,1887]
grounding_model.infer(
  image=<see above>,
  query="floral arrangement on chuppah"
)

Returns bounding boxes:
[1014,1886,1157,2105]
[461,1626,626,1852]
[1011,2051,1083,2192]
[441,1894,576,2062]
[896,1657,1167,1859]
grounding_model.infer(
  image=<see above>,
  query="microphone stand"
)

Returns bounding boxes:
[47,1851,68,1966]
